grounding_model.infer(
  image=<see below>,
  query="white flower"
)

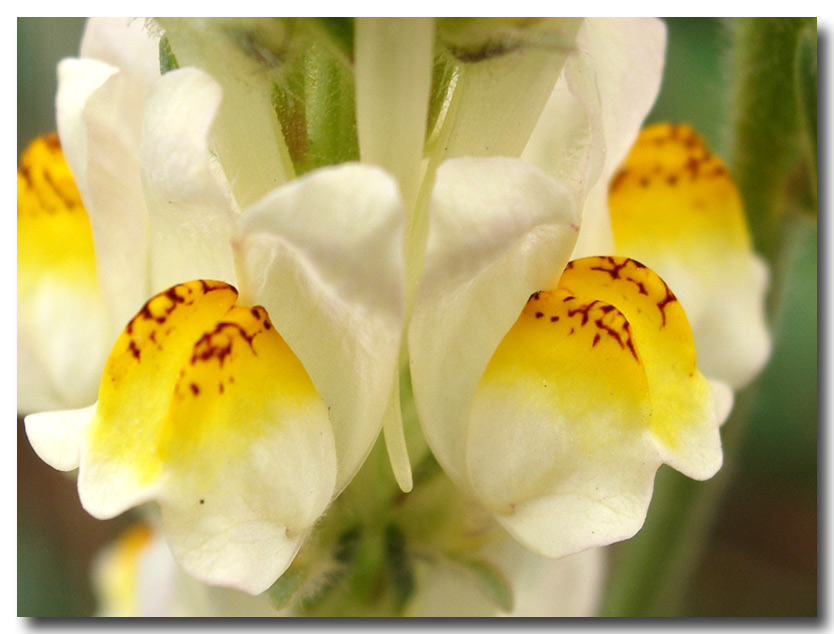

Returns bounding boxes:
[25,18,407,595]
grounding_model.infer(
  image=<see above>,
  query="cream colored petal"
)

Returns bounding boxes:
[80,18,160,86]
[155,18,295,209]
[569,18,667,258]
[410,157,578,488]
[522,46,604,208]
[24,404,96,472]
[235,164,407,492]
[354,18,434,209]
[431,19,582,162]
[405,537,605,616]
[56,58,152,334]
[141,68,238,293]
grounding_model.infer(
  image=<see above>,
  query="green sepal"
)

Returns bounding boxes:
[385,524,415,610]
[311,18,355,64]
[267,566,306,610]
[158,36,178,74]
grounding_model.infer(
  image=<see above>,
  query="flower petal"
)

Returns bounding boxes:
[141,68,239,293]
[410,157,578,488]
[354,18,434,209]
[561,18,667,258]
[465,257,721,558]
[25,404,95,472]
[17,134,110,412]
[404,538,604,616]
[56,57,154,334]
[609,123,771,388]
[521,37,604,206]
[430,19,582,162]
[32,281,338,594]
[235,164,407,492]
[80,18,160,86]
[155,18,295,209]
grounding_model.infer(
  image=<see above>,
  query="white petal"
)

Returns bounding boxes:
[235,164,407,492]
[17,280,110,413]
[710,379,735,427]
[156,18,295,209]
[355,18,434,209]
[24,404,96,472]
[161,411,337,595]
[80,18,160,87]
[405,537,605,616]
[522,47,605,207]
[410,158,578,487]
[583,18,667,177]
[141,68,238,293]
[504,547,605,617]
[692,256,772,389]
[382,381,413,492]
[571,18,667,258]
[431,19,581,162]
[56,58,152,334]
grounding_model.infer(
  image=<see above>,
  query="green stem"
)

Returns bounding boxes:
[726,17,816,258]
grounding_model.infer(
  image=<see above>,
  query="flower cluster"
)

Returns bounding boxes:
[19,18,769,616]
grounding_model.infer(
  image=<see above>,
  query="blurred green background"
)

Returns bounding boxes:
[17,17,817,616]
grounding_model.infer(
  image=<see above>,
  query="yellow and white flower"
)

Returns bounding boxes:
[20,17,770,610]
[24,19,407,595]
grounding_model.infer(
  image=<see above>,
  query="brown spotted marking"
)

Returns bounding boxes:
[181,305,275,398]
[655,283,678,327]
[589,257,649,296]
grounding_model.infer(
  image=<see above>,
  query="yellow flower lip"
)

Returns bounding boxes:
[609,122,752,254]
[89,279,325,483]
[17,133,99,287]
[466,255,722,558]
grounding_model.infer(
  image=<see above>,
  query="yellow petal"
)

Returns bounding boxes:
[17,133,98,288]
[88,280,239,489]
[609,123,751,256]
[557,256,710,452]
[465,256,721,558]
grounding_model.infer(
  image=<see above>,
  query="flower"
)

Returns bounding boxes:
[20,17,769,612]
[24,19,408,595]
